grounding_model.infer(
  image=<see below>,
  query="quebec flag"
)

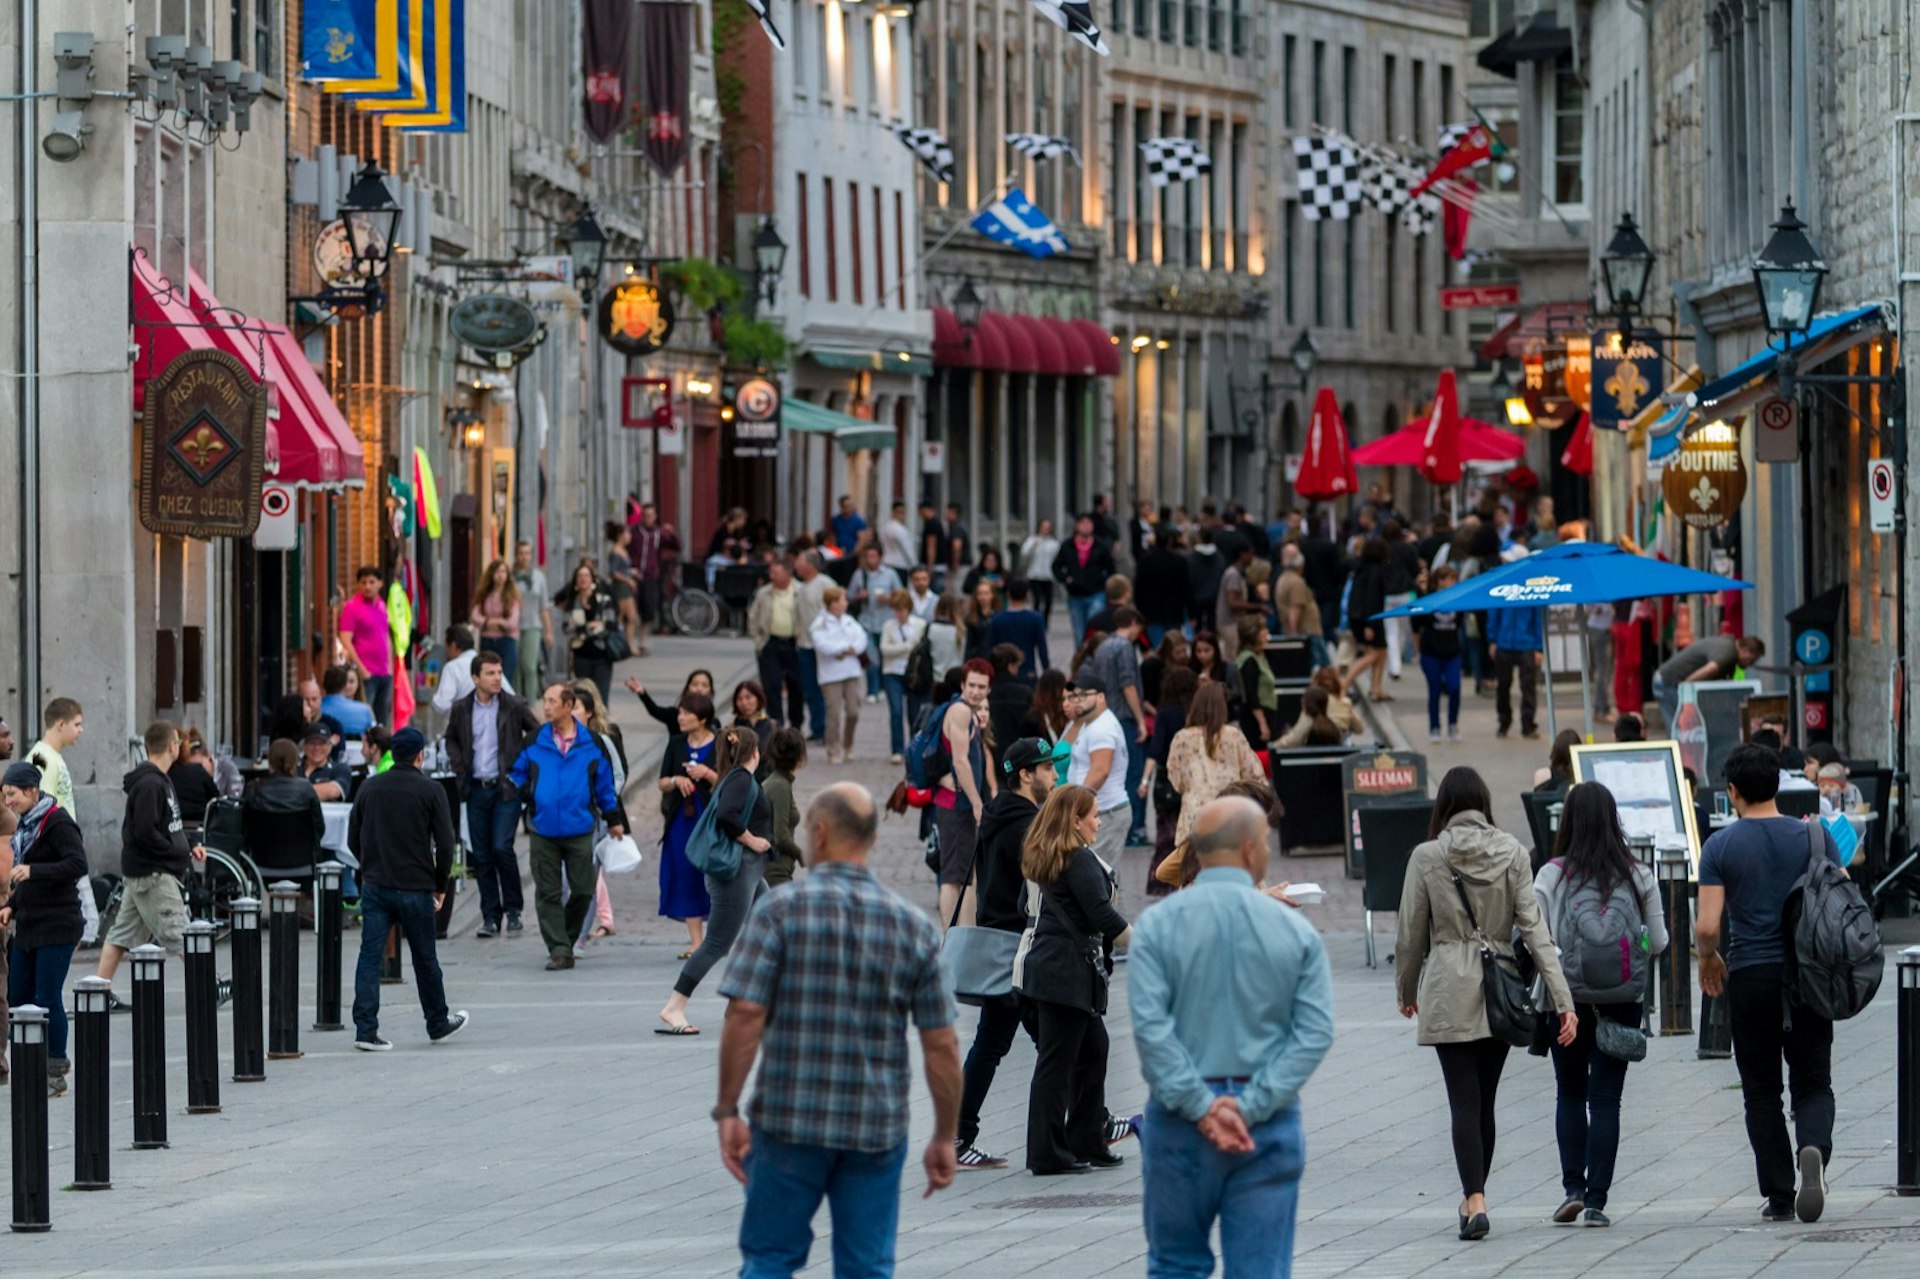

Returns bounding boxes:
[971,187,1070,259]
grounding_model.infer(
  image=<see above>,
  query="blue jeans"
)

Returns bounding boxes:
[352,883,452,1040]
[1119,716,1147,839]
[1068,592,1106,646]
[464,784,525,924]
[7,941,76,1060]
[881,673,909,756]
[796,648,828,742]
[1551,1008,1632,1210]
[484,635,519,685]
[1142,1085,1305,1278]
[1420,653,1462,733]
[864,628,884,696]
[364,674,394,727]
[739,1132,907,1278]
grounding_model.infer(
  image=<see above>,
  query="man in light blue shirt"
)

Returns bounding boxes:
[1129,796,1335,1278]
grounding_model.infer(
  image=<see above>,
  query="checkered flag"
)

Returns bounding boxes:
[1006,133,1081,165]
[1139,137,1210,187]
[1292,134,1367,220]
[1437,121,1475,155]
[1030,0,1110,56]
[1402,191,1442,236]
[1362,161,1416,216]
[741,0,786,50]
[892,124,955,185]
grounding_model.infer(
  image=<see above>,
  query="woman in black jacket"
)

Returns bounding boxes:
[556,563,620,703]
[1014,783,1131,1175]
[1344,537,1394,702]
[627,668,719,733]
[2,761,90,1096]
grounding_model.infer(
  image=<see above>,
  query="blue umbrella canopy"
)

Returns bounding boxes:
[1376,540,1752,618]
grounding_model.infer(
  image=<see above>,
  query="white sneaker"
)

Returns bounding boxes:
[889,753,903,765]
[1448,726,1462,742]
[572,941,587,959]
[1429,731,1442,743]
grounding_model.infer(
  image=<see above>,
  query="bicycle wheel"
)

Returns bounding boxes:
[196,849,257,940]
[670,588,722,638]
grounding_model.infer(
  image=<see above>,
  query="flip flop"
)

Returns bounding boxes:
[654,1023,700,1036]
[676,948,695,960]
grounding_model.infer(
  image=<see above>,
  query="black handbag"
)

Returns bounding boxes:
[1041,888,1110,1016]
[1450,870,1535,1048]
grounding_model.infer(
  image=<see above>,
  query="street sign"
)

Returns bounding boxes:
[1755,395,1799,463]
[254,483,298,551]
[1439,284,1521,310]
[1869,457,1897,532]
[1284,452,1303,484]
[920,441,945,474]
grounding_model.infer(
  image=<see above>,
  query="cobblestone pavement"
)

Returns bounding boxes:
[4,625,1916,1275]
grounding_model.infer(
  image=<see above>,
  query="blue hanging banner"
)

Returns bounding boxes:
[302,0,399,88]
[330,0,424,105]
[381,0,465,133]
[1590,330,1665,430]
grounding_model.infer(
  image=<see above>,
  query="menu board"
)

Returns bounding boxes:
[1570,741,1701,871]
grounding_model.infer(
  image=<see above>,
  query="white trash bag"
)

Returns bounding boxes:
[595,833,644,875]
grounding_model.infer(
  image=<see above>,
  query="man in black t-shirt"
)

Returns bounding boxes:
[944,503,972,572]
[918,501,945,582]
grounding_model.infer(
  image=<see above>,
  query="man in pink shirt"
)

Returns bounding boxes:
[338,566,395,727]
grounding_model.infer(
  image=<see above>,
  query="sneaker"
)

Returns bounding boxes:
[430,1011,470,1043]
[1496,728,1510,740]
[1105,1114,1138,1145]
[572,941,588,959]
[476,919,499,939]
[505,913,524,935]
[1761,1200,1795,1222]
[1429,731,1442,744]
[215,977,233,1008]
[1448,726,1462,742]
[889,753,903,765]
[1582,1208,1611,1228]
[954,1141,1008,1170]
[354,1035,393,1052]
[104,991,132,1015]
[1795,1146,1826,1222]
[1551,1196,1584,1224]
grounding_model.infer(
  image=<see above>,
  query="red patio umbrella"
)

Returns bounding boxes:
[1351,415,1526,468]
[1296,387,1358,499]
[1420,368,1463,485]
[1559,411,1594,476]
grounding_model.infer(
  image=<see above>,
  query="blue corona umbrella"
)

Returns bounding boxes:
[1376,540,1753,737]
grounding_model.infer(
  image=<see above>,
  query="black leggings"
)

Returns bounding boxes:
[1435,1038,1511,1197]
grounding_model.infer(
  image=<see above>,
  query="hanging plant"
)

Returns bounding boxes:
[660,257,746,314]
[722,316,790,371]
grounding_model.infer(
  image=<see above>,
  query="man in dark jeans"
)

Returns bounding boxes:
[1487,604,1542,739]
[1696,743,1842,1223]
[444,652,540,938]
[346,728,468,1051]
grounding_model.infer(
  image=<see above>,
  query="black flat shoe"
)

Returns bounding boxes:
[1460,1212,1490,1241]
[1031,1162,1095,1177]
[1081,1151,1124,1169]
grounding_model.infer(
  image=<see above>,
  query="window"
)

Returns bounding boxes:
[1230,0,1246,56]
[1341,47,1355,131]
[1134,106,1153,262]
[895,192,906,306]
[1186,0,1201,48]
[1342,223,1355,329]
[1548,64,1586,208]
[1439,65,1455,139]
[1135,0,1150,38]
[1311,41,1325,122]
[1383,55,1397,137]
[1412,239,1425,334]
[1209,118,1227,265]
[794,1,811,97]
[1230,123,1247,269]
[1184,114,1202,265]
[1412,60,1426,143]
[1160,0,1178,43]
[1384,227,1397,332]
[1061,58,1083,222]
[1159,107,1178,266]
[1283,200,1298,324]
[1208,0,1223,53]
[797,173,812,298]
[244,1,280,78]
[1470,0,1517,40]
[1312,222,1326,326]
[1282,37,1296,128]
[943,39,962,202]
[823,177,838,302]
[815,3,832,103]
[1034,53,1055,211]
[850,182,864,304]
[976,47,993,199]
[1111,102,1128,256]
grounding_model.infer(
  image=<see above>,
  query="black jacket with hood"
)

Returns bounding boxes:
[122,762,191,879]
[975,790,1039,933]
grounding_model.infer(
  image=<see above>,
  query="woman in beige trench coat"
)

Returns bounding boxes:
[1396,766,1578,1242]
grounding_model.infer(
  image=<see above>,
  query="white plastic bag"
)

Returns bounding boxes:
[595,832,643,875]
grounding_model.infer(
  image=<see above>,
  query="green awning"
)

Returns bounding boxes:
[805,347,935,377]
[783,397,897,452]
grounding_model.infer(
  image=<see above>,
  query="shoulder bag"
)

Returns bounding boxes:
[684,768,759,882]
[940,838,1023,1008]
[1449,866,1535,1047]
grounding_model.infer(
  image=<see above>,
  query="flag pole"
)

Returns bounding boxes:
[889,169,1020,309]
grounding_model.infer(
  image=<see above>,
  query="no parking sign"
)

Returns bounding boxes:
[1868,458,1896,533]
[254,483,298,550]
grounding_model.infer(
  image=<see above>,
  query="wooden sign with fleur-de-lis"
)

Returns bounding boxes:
[139,348,267,540]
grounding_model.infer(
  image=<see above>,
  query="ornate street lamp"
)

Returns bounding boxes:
[751,217,788,307]
[953,278,984,345]
[1598,212,1655,333]
[562,209,608,299]
[1752,202,1828,342]
[1289,331,1318,393]
[339,161,403,281]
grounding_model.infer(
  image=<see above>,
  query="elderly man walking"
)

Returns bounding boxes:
[1129,797,1336,1277]
[715,782,962,1277]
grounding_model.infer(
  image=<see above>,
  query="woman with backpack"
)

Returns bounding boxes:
[657,726,772,1035]
[1534,781,1668,1228]
[1396,766,1577,1241]
[880,589,928,766]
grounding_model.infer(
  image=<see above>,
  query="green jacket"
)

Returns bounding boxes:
[762,770,803,885]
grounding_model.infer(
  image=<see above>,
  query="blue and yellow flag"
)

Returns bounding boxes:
[376,0,466,132]
[337,0,428,109]
[302,0,400,89]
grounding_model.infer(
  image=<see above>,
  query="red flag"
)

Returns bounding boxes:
[581,0,632,144]
[1443,177,1476,261]
[1560,412,1594,477]
[1410,124,1492,197]
[639,2,693,176]
[1420,370,1463,485]
[1296,388,1358,499]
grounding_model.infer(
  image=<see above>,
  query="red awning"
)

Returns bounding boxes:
[931,306,979,369]
[1004,314,1071,375]
[133,254,219,412]
[1478,302,1592,360]
[187,271,365,490]
[1068,319,1122,376]
[932,308,1118,376]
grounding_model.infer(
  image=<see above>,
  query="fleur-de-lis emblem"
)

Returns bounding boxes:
[1689,476,1720,510]
[1606,360,1650,415]
[179,425,227,470]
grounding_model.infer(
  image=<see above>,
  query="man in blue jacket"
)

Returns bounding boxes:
[1487,604,1543,740]
[508,684,625,970]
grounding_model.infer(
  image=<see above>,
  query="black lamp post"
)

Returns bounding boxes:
[1289,331,1318,394]
[1752,201,1828,345]
[1599,212,1656,336]
[751,217,788,308]
[339,161,403,282]
[563,209,608,300]
[953,278,984,346]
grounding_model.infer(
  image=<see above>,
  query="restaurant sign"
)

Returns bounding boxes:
[139,348,268,539]
[1590,330,1664,429]
[1661,423,1747,529]
[729,377,782,459]
[598,277,676,356]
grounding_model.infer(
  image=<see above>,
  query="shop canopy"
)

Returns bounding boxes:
[784,397,896,452]
[133,256,280,475]
[930,307,1118,377]
[1693,304,1887,416]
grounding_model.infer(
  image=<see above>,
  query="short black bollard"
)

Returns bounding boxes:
[230,896,265,1081]
[381,923,404,985]
[10,1006,51,1232]
[314,861,345,1031]
[131,944,169,1149]
[70,978,112,1190]
[268,881,303,1060]
[1897,946,1920,1195]
[183,920,221,1114]
[1656,848,1694,1036]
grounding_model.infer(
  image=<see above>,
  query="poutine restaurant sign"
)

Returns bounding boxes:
[139,348,268,540]
[1662,428,1748,529]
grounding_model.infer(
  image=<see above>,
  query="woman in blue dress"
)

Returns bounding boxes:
[655,692,717,958]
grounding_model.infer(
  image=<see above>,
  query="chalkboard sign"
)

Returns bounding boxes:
[1342,749,1429,879]
[1682,680,1762,787]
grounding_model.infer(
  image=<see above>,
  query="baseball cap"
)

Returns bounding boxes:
[390,727,428,762]
[301,722,333,743]
[1066,672,1107,698]
[1002,737,1057,775]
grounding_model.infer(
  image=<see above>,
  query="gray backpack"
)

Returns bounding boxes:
[1785,820,1884,1021]
[1549,861,1651,1005]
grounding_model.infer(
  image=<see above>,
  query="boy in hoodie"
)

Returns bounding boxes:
[953,736,1065,1170]
[94,722,202,1009]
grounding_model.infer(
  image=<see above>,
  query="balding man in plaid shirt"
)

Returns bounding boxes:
[716,782,962,1277]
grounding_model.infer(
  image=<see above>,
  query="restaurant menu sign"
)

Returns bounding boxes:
[1343,749,1429,879]
[139,348,268,539]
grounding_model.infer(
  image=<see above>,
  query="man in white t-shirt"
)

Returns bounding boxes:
[881,501,917,572]
[1063,672,1131,869]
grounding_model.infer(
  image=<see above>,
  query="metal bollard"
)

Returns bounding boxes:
[268,881,303,1060]
[10,1006,51,1232]
[1898,946,1920,1195]
[314,861,346,1030]
[1656,848,1694,1036]
[131,944,169,1149]
[230,897,265,1081]
[70,978,113,1190]
[183,920,221,1114]
[382,923,404,984]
